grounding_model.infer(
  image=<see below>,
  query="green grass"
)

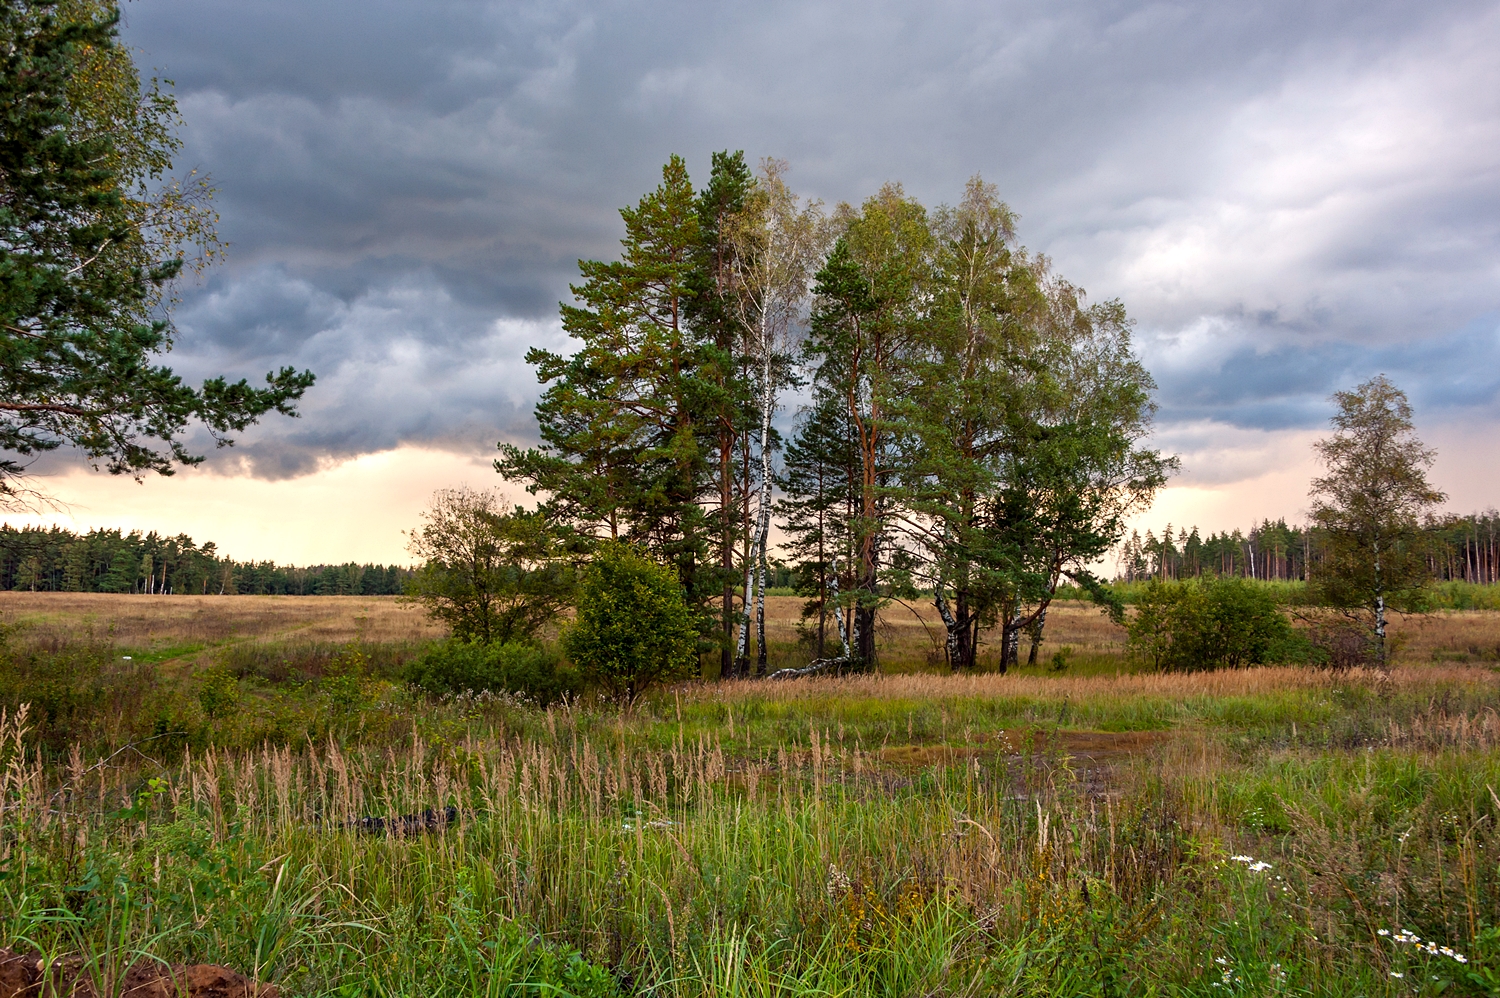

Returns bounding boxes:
[114,642,207,665]
[8,629,1500,995]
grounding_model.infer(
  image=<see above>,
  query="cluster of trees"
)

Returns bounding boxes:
[0,1,311,507]
[1117,520,1312,582]
[1425,513,1499,583]
[417,372,1452,680]
[1118,512,1496,586]
[225,561,411,596]
[496,155,1172,676]
[0,524,409,594]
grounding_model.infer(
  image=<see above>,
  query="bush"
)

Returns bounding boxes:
[405,640,580,703]
[196,666,240,720]
[405,488,573,644]
[0,644,196,756]
[1128,577,1303,671]
[563,542,697,702]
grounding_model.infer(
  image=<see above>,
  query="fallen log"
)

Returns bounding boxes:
[352,805,458,836]
[766,657,858,680]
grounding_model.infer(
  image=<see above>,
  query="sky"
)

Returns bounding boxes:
[10,0,1500,564]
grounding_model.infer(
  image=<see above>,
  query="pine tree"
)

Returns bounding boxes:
[0,1,312,505]
[498,156,714,611]
[685,151,755,676]
[778,391,859,661]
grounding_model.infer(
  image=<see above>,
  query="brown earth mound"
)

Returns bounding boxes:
[0,950,277,998]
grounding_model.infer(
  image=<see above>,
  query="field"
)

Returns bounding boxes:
[5,593,1500,996]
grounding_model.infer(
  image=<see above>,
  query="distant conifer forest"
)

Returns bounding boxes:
[0,524,411,594]
[1117,511,1499,584]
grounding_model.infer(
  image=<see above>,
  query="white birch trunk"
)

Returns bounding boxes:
[737,312,777,673]
[829,556,850,658]
[934,587,960,667]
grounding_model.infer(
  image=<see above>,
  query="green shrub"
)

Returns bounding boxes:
[406,640,580,703]
[563,542,697,702]
[1128,577,1304,671]
[196,666,240,720]
[405,488,574,644]
[0,643,188,754]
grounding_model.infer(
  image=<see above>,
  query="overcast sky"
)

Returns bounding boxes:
[16,0,1500,562]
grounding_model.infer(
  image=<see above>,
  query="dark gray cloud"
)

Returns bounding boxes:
[1143,315,1500,429]
[114,0,1500,476]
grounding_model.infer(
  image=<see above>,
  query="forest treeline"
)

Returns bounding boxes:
[1119,510,1499,584]
[0,524,411,595]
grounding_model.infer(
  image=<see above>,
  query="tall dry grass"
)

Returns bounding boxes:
[0,593,442,651]
[7,671,1500,996]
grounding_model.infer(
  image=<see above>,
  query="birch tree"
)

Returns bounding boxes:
[724,160,824,676]
[893,182,1170,672]
[983,279,1172,670]
[1308,375,1444,668]
[896,178,1039,670]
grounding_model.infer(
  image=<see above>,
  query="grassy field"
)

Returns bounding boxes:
[4,593,1500,996]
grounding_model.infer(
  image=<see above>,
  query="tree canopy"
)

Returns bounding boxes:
[500,155,1173,675]
[1308,374,1445,666]
[0,0,312,504]
[404,487,573,645]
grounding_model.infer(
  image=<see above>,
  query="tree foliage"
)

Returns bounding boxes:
[1307,375,1445,666]
[503,158,1172,676]
[404,487,573,645]
[723,159,825,676]
[1126,577,1297,672]
[563,542,697,702]
[496,157,711,602]
[685,150,756,677]
[784,178,1170,672]
[0,0,312,504]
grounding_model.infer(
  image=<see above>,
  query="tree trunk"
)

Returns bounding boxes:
[1027,603,1049,666]
[998,604,1020,675]
[1373,537,1388,669]
[755,547,768,676]
[935,587,961,670]
[720,425,734,679]
[830,556,851,658]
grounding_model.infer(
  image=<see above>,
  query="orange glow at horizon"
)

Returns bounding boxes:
[3,418,1493,569]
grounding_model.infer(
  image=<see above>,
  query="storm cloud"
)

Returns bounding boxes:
[116,0,1500,480]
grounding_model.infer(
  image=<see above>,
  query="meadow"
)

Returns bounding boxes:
[5,593,1500,997]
